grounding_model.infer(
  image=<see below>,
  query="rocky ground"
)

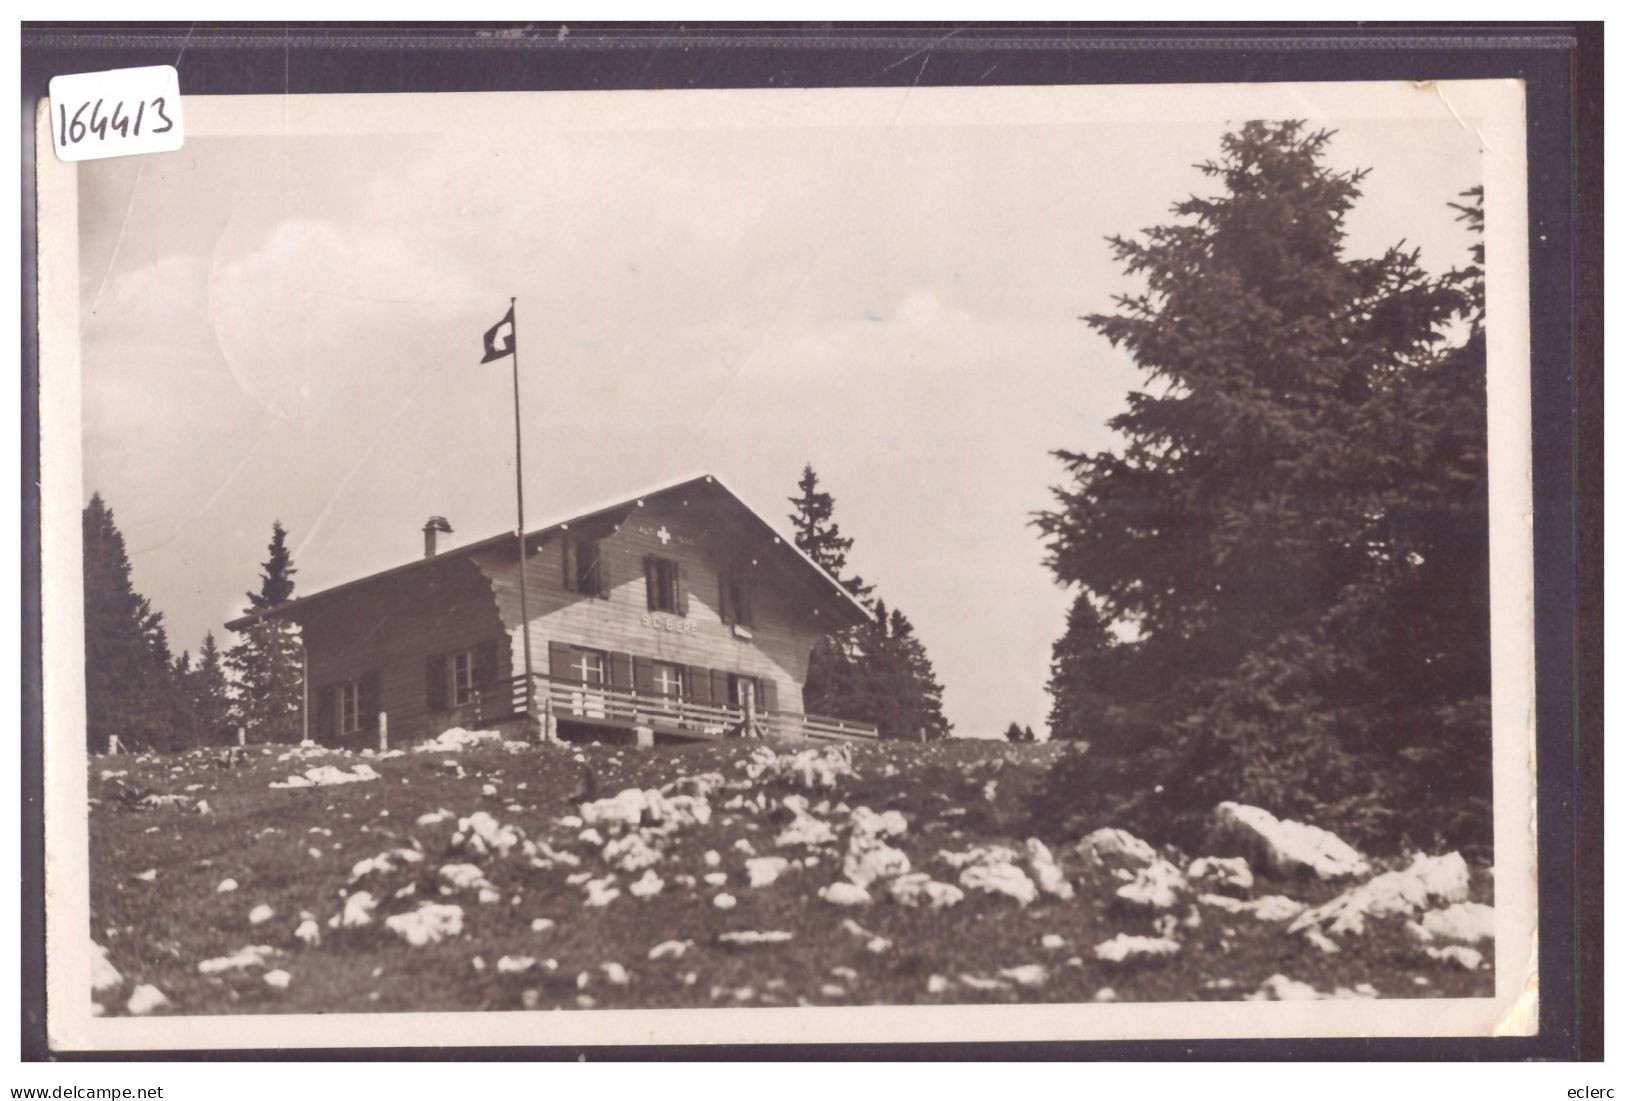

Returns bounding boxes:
[89,733,1495,1016]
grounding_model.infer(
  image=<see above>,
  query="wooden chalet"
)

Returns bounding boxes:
[225,473,879,747]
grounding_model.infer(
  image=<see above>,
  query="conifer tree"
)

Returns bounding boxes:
[1036,123,1489,851]
[227,521,305,743]
[789,466,950,738]
[190,631,233,746]
[82,494,186,752]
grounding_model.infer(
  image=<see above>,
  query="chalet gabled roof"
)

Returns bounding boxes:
[224,471,873,632]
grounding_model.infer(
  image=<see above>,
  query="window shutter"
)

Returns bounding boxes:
[644,556,657,610]
[609,652,634,691]
[475,639,500,688]
[561,536,577,592]
[688,665,713,704]
[718,573,733,624]
[676,563,689,616]
[760,678,779,714]
[425,655,449,711]
[360,672,381,731]
[633,656,655,696]
[548,641,576,684]
[712,670,730,705]
[316,684,336,742]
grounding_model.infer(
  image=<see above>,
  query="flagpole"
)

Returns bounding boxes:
[508,296,537,727]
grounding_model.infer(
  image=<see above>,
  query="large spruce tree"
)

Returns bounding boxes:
[82,494,188,752]
[227,521,305,742]
[1036,123,1489,851]
[789,466,950,739]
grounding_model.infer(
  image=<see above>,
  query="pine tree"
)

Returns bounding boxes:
[1036,123,1488,851]
[1005,722,1037,744]
[190,632,234,746]
[788,466,948,738]
[227,521,305,743]
[82,494,187,752]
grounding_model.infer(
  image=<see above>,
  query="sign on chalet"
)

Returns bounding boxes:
[225,474,878,747]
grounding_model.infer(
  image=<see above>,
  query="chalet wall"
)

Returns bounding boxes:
[471,492,830,717]
[293,555,511,746]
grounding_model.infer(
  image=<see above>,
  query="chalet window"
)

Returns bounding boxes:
[719,570,755,629]
[338,679,362,736]
[563,536,609,598]
[573,648,607,688]
[451,649,477,707]
[650,661,686,700]
[645,556,685,615]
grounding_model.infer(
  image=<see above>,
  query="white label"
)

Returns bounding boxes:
[48,66,183,163]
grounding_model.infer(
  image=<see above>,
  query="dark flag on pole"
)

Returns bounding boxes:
[481,305,516,363]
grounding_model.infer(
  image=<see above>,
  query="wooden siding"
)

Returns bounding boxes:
[293,555,511,746]
[471,492,830,717]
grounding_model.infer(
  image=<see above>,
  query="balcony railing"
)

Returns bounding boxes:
[484,673,878,742]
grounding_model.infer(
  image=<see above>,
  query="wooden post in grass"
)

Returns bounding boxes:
[378,712,388,753]
[236,726,245,748]
[106,734,118,756]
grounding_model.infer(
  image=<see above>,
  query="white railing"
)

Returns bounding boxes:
[497,674,880,742]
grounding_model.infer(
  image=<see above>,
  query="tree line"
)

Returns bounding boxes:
[83,496,303,753]
[1035,121,1491,854]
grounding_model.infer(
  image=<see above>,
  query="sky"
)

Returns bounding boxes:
[77,94,1483,738]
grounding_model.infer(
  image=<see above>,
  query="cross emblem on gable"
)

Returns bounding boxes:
[656,526,672,545]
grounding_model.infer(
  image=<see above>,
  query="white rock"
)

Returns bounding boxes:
[718,930,794,946]
[497,955,536,974]
[601,962,630,986]
[745,856,791,887]
[412,726,502,753]
[888,873,965,910]
[703,850,722,867]
[1115,859,1187,911]
[583,878,621,908]
[454,812,522,858]
[648,940,691,960]
[263,969,292,990]
[1421,901,1494,945]
[91,943,122,993]
[1040,934,1066,951]
[629,869,664,899]
[134,869,157,883]
[1248,974,1323,1001]
[1187,856,1254,896]
[385,903,464,946]
[581,788,649,830]
[927,974,951,994]
[531,918,556,934]
[198,945,278,974]
[125,984,170,1016]
[1092,934,1181,965]
[216,878,239,894]
[843,841,911,889]
[1092,987,1119,1003]
[1075,828,1158,868]
[341,891,377,928]
[819,882,872,906]
[439,863,494,893]
[1288,853,1471,937]
[604,832,662,872]
[1426,944,1485,970]
[294,918,321,947]
[1025,839,1076,901]
[416,808,453,826]
[713,893,737,910]
[1000,964,1048,988]
[248,904,275,926]
[960,861,1038,906]
[1211,802,1369,880]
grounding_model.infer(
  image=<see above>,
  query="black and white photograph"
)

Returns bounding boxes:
[35,76,1539,1051]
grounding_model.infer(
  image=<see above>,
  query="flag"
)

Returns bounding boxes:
[481,305,515,364]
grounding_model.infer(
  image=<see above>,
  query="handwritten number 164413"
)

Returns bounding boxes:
[56,96,175,147]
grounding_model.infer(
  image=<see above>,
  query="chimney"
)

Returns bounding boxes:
[422,516,453,558]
